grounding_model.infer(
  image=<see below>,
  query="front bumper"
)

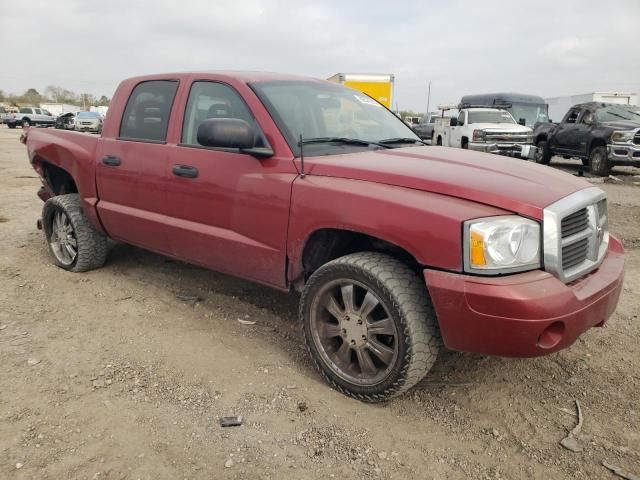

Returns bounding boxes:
[75,123,101,132]
[424,236,625,357]
[469,142,537,160]
[608,143,640,164]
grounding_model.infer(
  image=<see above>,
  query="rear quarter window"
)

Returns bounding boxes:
[119,80,179,142]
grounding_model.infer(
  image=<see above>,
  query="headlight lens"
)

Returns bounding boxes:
[472,129,485,141]
[611,130,634,143]
[465,216,540,273]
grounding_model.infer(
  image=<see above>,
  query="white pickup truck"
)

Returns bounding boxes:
[433,106,537,159]
[6,107,55,129]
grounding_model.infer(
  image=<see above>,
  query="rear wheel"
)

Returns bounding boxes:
[8,123,16,129]
[301,252,440,402]
[535,140,551,164]
[589,146,610,176]
[437,135,442,146]
[42,194,108,272]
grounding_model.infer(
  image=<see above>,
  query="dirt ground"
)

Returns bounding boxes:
[0,126,638,480]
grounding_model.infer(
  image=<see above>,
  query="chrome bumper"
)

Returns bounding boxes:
[608,143,640,163]
[469,142,537,160]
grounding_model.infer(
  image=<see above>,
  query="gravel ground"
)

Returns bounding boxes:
[0,126,638,479]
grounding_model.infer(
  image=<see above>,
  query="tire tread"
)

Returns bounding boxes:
[300,252,440,402]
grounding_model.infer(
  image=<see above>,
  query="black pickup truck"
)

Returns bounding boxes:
[533,102,640,176]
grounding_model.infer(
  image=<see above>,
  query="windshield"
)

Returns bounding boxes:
[251,81,419,155]
[508,103,548,126]
[468,110,516,124]
[595,105,640,122]
[77,111,101,118]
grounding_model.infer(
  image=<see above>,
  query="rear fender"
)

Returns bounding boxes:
[27,129,106,234]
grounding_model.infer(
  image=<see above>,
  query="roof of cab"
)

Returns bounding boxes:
[121,71,325,84]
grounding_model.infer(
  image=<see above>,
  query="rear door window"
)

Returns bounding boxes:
[565,109,580,124]
[119,80,179,142]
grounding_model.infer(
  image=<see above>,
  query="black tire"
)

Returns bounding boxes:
[300,252,440,402]
[589,146,610,176]
[461,138,469,149]
[22,118,31,128]
[437,135,442,146]
[535,139,551,164]
[42,194,108,272]
[8,123,16,129]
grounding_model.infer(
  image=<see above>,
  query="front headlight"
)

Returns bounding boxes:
[464,216,541,274]
[472,129,486,141]
[611,130,634,143]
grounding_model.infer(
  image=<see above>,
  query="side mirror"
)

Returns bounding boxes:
[449,117,458,127]
[518,118,526,126]
[196,118,273,158]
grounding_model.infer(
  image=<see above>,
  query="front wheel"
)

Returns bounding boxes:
[589,146,610,176]
[300,252,440,402]
[535,140,551,164]
[42,194,108,272]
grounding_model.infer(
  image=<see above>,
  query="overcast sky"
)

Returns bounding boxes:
[2,0,639,112]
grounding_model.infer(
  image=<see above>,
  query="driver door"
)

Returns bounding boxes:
[163,80,297,288]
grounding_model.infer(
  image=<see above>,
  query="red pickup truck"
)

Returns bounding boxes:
[23,72,625,402]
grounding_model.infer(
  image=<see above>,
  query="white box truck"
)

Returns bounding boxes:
[545,92,638,123]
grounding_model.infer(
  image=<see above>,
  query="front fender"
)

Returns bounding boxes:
[286,176,510,283]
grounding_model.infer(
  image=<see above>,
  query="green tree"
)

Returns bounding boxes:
[44,85,78,104]
[22,88,42,106]
[0,89,5,102]
[96,95,110,106]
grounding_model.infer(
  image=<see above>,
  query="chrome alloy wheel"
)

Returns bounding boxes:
[49,210,77,266]
[309,279,399,386]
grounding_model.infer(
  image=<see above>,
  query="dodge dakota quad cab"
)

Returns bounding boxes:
[533,102,640,176]
[433,106,537,159]
[22,72,625,402]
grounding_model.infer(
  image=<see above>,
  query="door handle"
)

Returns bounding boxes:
[102,155,121,166]
[172,165,199,178]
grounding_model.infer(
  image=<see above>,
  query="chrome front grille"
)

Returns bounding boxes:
[561,208,588,238]
[634,132,640,145]
[543,188,609,283]
[484,131,531,144]
[562,237,589,270]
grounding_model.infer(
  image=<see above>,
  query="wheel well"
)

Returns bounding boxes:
[301,229,421,280]
[589,138,606,153]
[461,137,469,146]
[535,134,547,144]
[42,162,78,195]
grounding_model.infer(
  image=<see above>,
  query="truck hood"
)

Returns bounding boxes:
[600,120,640,130]
[303,146,591,219]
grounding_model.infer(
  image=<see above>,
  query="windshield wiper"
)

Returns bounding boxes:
[301,137,391,149]
[378,137,428,146]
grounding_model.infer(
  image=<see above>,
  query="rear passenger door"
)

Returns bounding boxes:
[95,80,179,255]
[553,108,581,153]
